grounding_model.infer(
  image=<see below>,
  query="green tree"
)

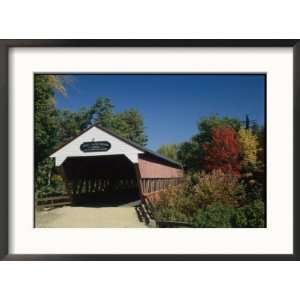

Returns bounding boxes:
[195,114,242,146]
[157,144,179,161]
[90,97,115,128]
[113,109,148,146]
[66,97,149,146]
[56,106,98,146]
[34,75,69,198]
[34,75,66,165]
[57,110,81,143]
[56,97,148,147]
[177,138,200,171]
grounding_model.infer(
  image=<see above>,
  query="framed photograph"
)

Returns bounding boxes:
[0,40,299,260]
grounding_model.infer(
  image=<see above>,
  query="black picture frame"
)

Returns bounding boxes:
[0,39,299,261]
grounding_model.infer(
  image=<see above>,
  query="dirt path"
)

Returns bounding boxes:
[36,206,148,228]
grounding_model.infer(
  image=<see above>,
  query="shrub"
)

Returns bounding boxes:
[154,206,191,223]
[193,170,246,208]
[193,199,265,228]
[35,158,66,198]
[231,208,248,227]
[243,199,265,227]
[232,200,265,228]
[193,202,234,228]
[152,171,264,228]
[51,174,66,195]
[242,175,264,204]
[153,184,196,223]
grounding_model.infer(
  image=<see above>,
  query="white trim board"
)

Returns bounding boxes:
[50,126,143,166]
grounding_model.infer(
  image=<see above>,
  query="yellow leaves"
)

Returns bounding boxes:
[47,75,67,96]
[238,128,259,168]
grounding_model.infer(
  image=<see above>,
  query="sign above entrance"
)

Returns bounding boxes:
[80,141,111,153]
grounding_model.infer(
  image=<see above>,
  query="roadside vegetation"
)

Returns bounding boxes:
[155,115,265,227]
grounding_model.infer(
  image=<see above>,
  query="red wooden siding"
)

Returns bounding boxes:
[138,154,183,179]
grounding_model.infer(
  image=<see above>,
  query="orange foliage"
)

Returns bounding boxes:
[203,127,240,176]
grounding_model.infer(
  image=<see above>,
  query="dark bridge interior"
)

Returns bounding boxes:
[62,155,140,207]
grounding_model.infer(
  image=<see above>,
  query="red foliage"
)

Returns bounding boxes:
[203,127,241,176]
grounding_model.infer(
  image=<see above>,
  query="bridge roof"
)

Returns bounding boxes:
[50,123,182,169]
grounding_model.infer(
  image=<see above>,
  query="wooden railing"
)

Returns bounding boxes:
[140,178,182,195]
[35,195,71,208]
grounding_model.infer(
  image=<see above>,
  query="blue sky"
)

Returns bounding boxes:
[56,74,265,150]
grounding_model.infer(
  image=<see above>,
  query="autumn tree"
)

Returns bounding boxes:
[238,128,259,170]
[238,127,265,203]
[176,115,243,172]
[203,127,241,176]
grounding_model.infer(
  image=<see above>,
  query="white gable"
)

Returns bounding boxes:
[50,126,143,166]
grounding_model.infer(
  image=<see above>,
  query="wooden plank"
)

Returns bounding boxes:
[36,195,69,202]
[37,201,72,208]
[36,195,71,208]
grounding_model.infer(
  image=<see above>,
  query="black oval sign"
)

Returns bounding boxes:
[80,141,111,152]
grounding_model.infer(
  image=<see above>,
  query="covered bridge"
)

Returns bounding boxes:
[50,124,183,207]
